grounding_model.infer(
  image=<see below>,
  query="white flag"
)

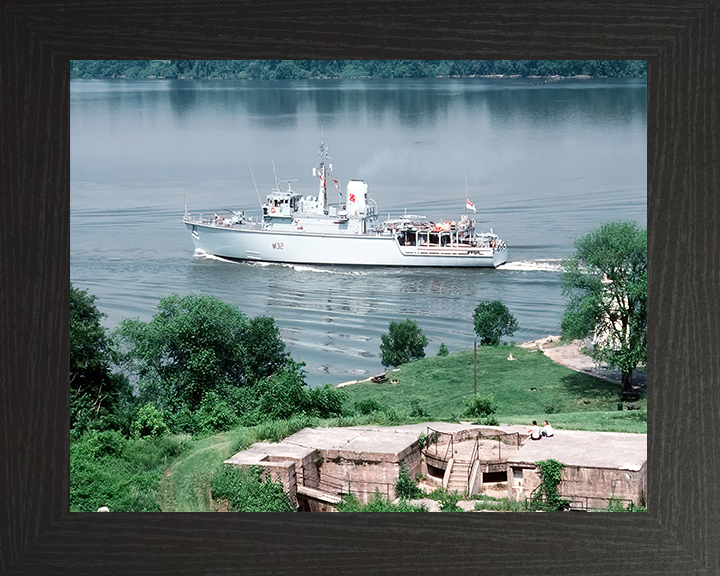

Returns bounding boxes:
[466,199,477,213]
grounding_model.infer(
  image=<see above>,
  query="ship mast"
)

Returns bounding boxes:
[314,140,331,215]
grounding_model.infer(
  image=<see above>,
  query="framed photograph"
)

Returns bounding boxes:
[2,3,717,574]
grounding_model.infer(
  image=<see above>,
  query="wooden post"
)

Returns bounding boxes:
[474,337,477,395]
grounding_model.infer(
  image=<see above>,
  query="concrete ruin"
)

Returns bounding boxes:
[223,422,647,511]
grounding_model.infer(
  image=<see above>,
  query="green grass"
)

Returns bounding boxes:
[155,413,412,511]
[340,346,646,430]
[155,346,646,511]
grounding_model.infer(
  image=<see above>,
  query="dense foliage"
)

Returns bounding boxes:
[211,465,295,512]
[70,285,131,436]
[463,393,498,421]
[473,300,519,346]
[71,60,647,80]
[560,221,647,394]
[379,318,428,368]
[70,430,192,511]
[115,294,288,412]
[70,289,350,511]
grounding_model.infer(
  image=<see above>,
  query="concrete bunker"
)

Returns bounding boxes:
[223,423,646,511]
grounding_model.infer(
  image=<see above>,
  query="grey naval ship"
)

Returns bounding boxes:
[184,141,508,268]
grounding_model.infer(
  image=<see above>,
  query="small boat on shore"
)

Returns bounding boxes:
[184,141,508,267]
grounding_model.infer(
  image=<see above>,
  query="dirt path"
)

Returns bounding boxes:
[522,337,646,392]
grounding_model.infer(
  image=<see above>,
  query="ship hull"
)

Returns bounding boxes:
[187,222,507,268]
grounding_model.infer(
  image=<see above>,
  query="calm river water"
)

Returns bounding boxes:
[70,76,646,386]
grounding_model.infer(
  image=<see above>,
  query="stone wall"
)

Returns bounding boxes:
[508,462,647,508]
[257,460,298,505]
[315,444,423,504]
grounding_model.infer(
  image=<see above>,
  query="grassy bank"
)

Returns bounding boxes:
[155,413,419,511]
[154,346,646,511]
[340,346,646,431]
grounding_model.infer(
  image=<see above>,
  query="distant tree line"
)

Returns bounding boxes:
[70,60,646,80]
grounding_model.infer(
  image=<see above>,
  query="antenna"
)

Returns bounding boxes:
[465,172,468,216]
[281,179,299,193]
[272,160,281,192]
[249,165,262,208]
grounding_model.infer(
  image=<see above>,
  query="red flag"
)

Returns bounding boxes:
[466,199,477,213]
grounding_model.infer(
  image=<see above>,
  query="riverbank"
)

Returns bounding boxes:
[519,336,647,392]
[338,336,647,392]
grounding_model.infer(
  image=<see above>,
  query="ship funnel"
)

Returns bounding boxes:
[346,180,368,216]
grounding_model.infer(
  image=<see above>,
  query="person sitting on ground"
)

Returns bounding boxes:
[529,421,542,440]
[542,420,554,438]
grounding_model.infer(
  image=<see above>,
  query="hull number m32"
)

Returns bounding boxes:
[272,242,284,250]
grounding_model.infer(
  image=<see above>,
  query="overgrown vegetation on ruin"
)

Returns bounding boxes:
[70,286,645,512]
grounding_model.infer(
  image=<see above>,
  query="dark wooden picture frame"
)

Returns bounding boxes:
[2,2,718,574]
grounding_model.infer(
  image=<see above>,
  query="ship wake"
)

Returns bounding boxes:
[497,259,562,272]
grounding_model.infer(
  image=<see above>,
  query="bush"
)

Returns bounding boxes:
[379,319,428,368]
[305,384,346,418]
[193,391,240,436]
[409,399,430,418]
[355,397,382,415]
[131,403,169,439]
[395,461,423,500]
[437,343,449,356]
[253,361,310,422]
[70,430,191,512]
[429,487,464,511]
[211,465,295,512]
[464,394,497,419]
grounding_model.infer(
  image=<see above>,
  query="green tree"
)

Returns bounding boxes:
[70,285,130,434]
[114,294,288,412]
[560,221,647,395]
[379,319,428,368]
[473,301,519,346]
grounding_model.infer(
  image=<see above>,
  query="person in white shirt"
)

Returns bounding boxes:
[529,421,542,440]
[542,420,554,438]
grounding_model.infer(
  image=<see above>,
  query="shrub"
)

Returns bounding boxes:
[193,391,240,436]
[131,403,169,439]
[395,461,423,500]
[437,343,449,356]
[428,487,464,512]
[305,384,346,418]
[355,397,382,415]
[211,465,295,512]
[409,399,430,418]
[464,394,497,419]
[70,430,191,512]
